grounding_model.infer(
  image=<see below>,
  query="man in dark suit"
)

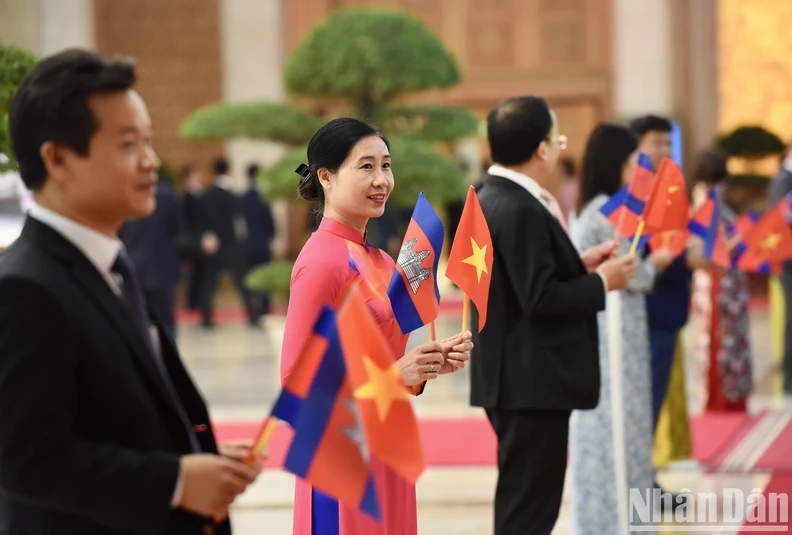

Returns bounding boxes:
[0,49,259,535]
[470,96,637,535]
[238,163,275,319]
[769,145,792,393]
[119,182,189,338]
[198,158,256,328]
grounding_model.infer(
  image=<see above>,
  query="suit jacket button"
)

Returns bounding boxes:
[204,526,215,535]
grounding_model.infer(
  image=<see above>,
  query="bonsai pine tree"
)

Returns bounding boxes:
[179,8,477,209]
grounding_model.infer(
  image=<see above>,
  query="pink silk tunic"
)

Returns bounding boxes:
[280,216,423,535]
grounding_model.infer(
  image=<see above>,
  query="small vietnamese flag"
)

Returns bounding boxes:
[644,157,689,234]
[741,202,792,263]
[336,282,425,484]
[445,186,494,332]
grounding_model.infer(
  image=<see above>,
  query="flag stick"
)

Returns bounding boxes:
[213,416,280,523]
[461,294,470,334]
[628,220,646,256]
[429,321,437,342]
[243,415,280,467]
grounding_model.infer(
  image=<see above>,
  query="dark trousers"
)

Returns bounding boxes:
[199,250,254,326]
[246,253,271,319]
[649,328,678,432]
[145,286,176,339]
[780,270,792,391]
[485,408,570,535]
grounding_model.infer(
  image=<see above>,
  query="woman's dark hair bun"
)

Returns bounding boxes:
[296,163,321,202]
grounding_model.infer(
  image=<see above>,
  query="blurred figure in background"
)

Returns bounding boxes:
[691,148,753,412]
[181,165,208,310]
[198,157,256,328]
[630,115,672,171]
[769,144,792,393]
[630,114,694,477]
[238,162,275,319]
[557,156,578,228]
[570,123,674,534]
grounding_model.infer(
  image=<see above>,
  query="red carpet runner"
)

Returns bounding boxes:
[214,413,754,469]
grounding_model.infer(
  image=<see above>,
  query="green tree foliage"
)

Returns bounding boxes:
[178,8,477,208]
[0,43,37,171]
[179,102,324,145]
[716,126,786,160]
[283,9,461,121]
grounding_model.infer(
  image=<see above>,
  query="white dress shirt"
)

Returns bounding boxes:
[28,204,123,293]
[26,204,184,506]
[487,165,609,294]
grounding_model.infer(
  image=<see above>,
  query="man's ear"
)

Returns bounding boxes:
[40,141,71,185]
[536,140,549,162]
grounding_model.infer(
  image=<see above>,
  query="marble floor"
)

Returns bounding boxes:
[176,294,786,535]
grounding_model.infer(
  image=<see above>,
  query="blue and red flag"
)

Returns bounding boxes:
[687,188,729,268]
[387,192,444,334]
[270,305,380,520]
[729,211,776,274]
[600,153,655,246]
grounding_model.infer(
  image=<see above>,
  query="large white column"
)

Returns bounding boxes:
[220,0,288,255]
[220,0,286,190]
[37,0,94,55]
[611,0,674,119]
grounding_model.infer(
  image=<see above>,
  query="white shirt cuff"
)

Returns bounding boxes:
[171,468,184,508]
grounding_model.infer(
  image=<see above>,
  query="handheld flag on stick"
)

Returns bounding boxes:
[599,153,655,252]
[445,186,493,333]
[687,188,730,269]
[336,282,425,483]
[256,306,380,520]
[729,211,778,274]
[643,157,689,234]
[387,192,444,338]
[738,198,792,270]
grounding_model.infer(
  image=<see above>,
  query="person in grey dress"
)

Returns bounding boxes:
[569,124,675,534]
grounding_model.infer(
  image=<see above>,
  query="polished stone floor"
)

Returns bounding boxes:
[176,289,785,535]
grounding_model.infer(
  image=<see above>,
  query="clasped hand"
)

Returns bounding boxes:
[397,331,473,386]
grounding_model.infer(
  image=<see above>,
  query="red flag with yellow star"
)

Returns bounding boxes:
[740,202,792,264]
[643,157,689,234]
[336,282,425,484]
[445,186,494,332]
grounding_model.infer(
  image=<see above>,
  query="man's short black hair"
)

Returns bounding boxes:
[9,48,136,190]
[487,96,553,166]
[629,115,673,137]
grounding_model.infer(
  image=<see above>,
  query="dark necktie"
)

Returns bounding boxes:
[112,252,201,452]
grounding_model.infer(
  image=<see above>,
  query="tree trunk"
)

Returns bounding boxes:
[358,96,375,123]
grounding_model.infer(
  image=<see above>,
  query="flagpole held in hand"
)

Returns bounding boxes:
[244,415,279,467]
[461,294,469,334]
[429,321,436,342]
[628,220,646,256]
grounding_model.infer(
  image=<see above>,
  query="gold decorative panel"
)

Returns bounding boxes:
[719,0,792,155]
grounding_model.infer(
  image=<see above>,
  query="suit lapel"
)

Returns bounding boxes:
[21,218,182,418]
